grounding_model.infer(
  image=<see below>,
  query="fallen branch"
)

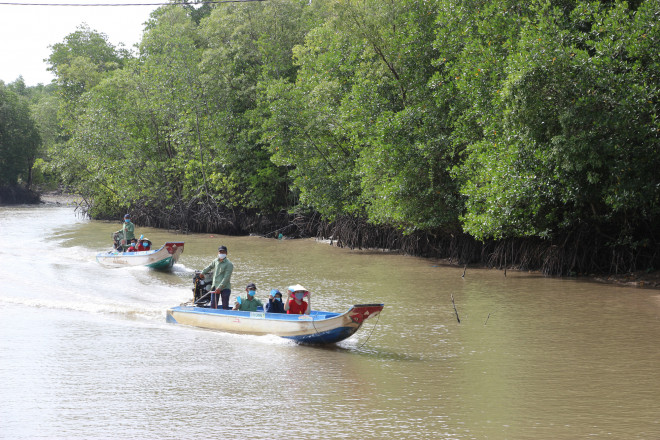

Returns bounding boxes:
[451,293,461,324]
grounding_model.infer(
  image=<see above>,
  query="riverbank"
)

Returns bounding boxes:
[36,190,660,290]
[446,261,660,290]
[0,185,39,204]
[592,270,660,290]
[40,190,84,206]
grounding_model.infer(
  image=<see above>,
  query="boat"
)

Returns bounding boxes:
[96,242,185,270]
[166,303,384,345]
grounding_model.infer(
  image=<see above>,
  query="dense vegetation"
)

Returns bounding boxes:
[3,0,658,276]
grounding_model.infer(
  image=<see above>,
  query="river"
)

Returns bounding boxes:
[1,204,659,439]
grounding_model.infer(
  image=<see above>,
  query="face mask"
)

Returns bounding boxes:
[295,293,304,300]
[125,219,130,223]
[248,290,256,297]
[274,297,281,302]
[218,253,227,259]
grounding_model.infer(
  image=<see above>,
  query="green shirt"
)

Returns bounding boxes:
[237,296,263,312]
[201,257,233,290]
[122,221,135,242]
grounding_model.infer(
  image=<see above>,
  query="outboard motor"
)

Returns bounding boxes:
[112,232,124,251]
[192,271,212,306]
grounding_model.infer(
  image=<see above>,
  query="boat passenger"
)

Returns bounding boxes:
[126,238,138,252]
[284,284,311,315]
[114,213,136,250]
[233,283,263,312]
[136,238,151,251]
[265,289,285,313]
[199,245,233,309]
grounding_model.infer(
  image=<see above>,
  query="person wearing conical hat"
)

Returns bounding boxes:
[284,284,311,315]
[136,235,151,251]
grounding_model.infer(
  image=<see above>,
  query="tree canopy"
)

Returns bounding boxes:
[0,81,41,188]
[22,0,659,274]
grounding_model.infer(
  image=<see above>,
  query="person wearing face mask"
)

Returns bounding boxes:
[114,214,136,250]
[199,245,233,309]
[126,238,138,252]
[265,289,285,313]
[284,284,311,315]
[136,237,151,251]
[233,283,263,311]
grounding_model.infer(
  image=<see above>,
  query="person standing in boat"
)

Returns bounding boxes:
[265,289,285,313]
[233,283,263,311]
[199,245,233,309]
[115,213,136,250]
[284,284,311,315]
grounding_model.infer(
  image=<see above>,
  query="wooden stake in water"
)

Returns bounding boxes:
[451,293,461,324]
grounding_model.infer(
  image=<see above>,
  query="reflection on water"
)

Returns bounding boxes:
[1,205,660,439]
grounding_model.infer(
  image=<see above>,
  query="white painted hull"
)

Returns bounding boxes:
[96,242,184,270]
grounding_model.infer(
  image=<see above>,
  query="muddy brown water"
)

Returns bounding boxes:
[1,205,659,439]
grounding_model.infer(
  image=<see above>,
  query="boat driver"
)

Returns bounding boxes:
[114,213,135,250]
[199,245,233,309]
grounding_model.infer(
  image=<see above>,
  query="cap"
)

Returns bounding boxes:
[246,282,257,290]
[269,289,280,297]
[218,245,228,252]
[124,214,131,219]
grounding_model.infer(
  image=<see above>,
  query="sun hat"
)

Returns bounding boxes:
[288,284,309,297]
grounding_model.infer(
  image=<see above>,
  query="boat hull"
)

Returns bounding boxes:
[166,304,384,345]
[96,242,184,270]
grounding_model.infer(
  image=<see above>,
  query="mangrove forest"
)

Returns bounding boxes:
[1,0,658,277]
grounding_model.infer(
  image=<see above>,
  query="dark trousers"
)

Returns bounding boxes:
[211,289,231,309]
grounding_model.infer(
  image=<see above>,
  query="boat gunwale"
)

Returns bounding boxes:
[168,303,384,322]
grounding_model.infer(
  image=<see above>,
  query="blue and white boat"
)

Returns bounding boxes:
[166,303,384,345]
[96,241,184,270]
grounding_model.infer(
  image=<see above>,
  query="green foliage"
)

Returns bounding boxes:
[263,0,462,228]
[199,0,313,211]
[36,0,658,253]
[47,24,126,102]
[0,82,41,187]
[455,0,660,242]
